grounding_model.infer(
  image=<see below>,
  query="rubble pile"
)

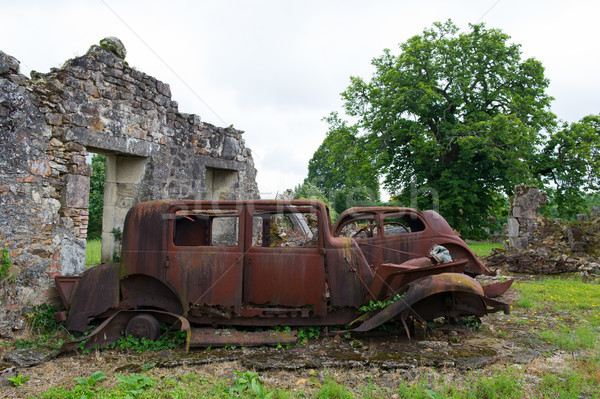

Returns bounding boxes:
[486,216,600,275]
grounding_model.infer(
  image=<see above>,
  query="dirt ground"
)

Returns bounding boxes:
[2,274,578,398]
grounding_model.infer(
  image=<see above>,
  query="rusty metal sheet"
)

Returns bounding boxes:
[54,275,81,310]
[244,247,326,316]
[190,328,297,347]
[325,240,373,308]
[481,279,514,298]
[367,258,467,301]
[353,273,487,332]
[66,262,120,332]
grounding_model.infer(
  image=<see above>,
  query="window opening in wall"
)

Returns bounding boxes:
[86,153,106,266]
[205,167,238,200]
[174,209,239,247]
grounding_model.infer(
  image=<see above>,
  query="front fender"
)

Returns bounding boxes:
[353,273,487,332]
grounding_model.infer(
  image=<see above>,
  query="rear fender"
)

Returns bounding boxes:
[120,274,184,315]
[353,273,486,332]
[65,263,121,332]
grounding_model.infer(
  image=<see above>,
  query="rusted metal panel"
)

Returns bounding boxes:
[121,201,171,279]
[353,273,489,332]
[244,247,327,316]
[325,239,373,308]
[367,258,467,301]
[66,262,120,332]
[54,275,81,309]
[482,279,514,298]
[179,249,243,310]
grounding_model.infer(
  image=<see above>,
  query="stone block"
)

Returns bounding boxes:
[29,159,52,176]
[507,219,520,237]
[509,236,529,250]
[222,136,240,160]
[63,174,90,208]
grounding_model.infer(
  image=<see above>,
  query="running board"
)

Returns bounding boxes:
[190,328,297,347]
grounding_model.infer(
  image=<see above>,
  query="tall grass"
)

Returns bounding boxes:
[85,239,101,266]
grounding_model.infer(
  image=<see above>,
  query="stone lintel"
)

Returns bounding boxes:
[66,127,157,157]
[197,155,245,171]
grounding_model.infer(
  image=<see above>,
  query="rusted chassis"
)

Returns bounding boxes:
[55,199,509,349]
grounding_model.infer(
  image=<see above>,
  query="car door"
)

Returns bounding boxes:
[242,203,327,317]
[167,204,244,314]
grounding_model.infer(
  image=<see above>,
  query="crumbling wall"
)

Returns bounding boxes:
[488,186,600,275]
[0,38,259,333]
[507,185,547,250]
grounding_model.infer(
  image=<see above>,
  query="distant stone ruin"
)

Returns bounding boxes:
[488,185,600,275]
[0,38,258,332]
[507,185,547,250]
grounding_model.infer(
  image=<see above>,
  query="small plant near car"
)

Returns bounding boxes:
[230,370,273,398]
[8,373,30,387]
[316,375,354,399]
[13,303,66,350]
[297,326,322,345]
[359,293,405,313]
[74,371,107,387]
[26,303,63,335]
[115,374,153,398]
[109,327,186,353]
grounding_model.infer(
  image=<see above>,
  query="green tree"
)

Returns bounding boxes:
[537,115,600,219]
[336,20,554,237]
[306,114,380,215]
[87,154,106,240]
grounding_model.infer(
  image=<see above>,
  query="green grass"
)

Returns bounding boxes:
[467,241,504,258]
[514,276,600,313]
[514,276,600,352]
[86,239,101,266]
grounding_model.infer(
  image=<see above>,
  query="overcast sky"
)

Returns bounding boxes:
[2,0,599,197]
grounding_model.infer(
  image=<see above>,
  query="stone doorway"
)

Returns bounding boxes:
[100,155,147,263]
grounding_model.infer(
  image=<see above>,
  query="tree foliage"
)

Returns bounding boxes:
[87,154,105,240]
[306,114,380,215]
[323,20,555,237]
[537,115,600,219]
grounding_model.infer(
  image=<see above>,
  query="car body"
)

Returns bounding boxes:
[332,207,493,276]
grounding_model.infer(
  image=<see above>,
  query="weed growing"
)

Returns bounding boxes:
[109,327,187,353]
[13,303,67,350]
[1,246,14,282]
[8,373,30,387]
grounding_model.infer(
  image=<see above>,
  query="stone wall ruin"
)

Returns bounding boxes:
[0,38,258,332]
[507,185,547,250]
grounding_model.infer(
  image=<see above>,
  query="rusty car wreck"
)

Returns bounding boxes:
[55,199,511,351]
